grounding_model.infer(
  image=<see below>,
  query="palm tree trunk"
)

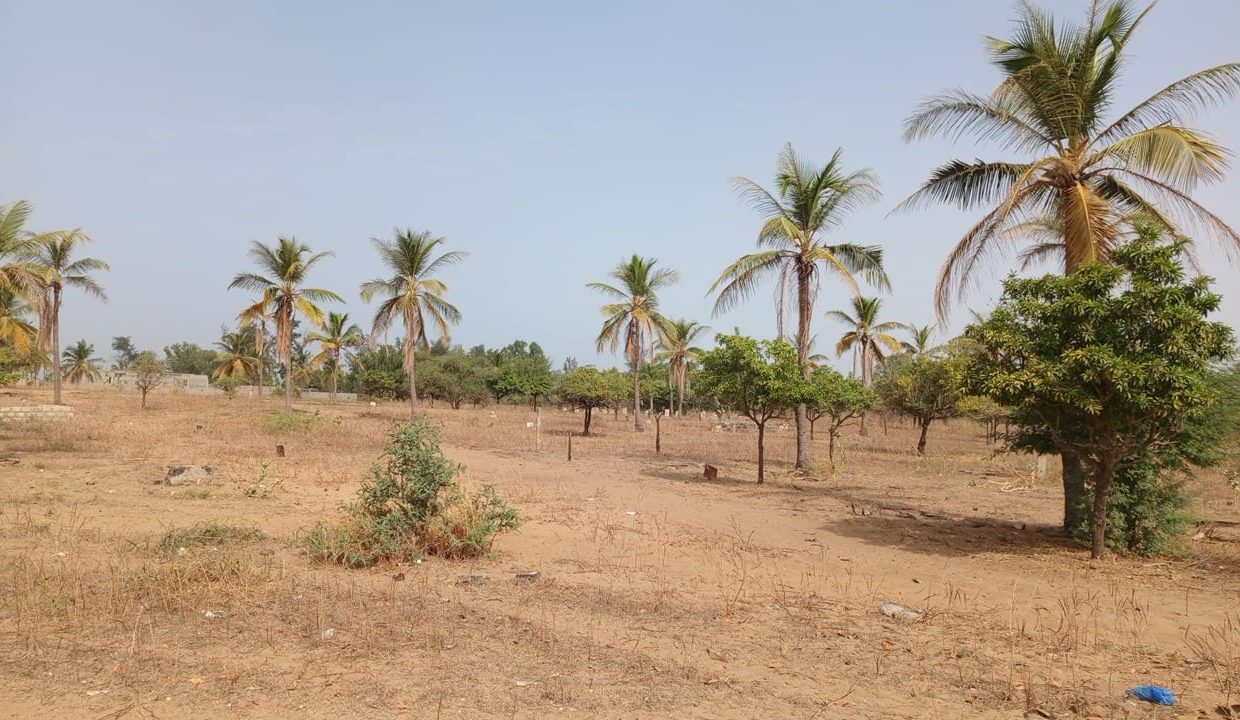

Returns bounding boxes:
[51,286,63,405]
[281,308,292,411]
[331,360,338,401]
[794,264,813,470]
[405,320,418,419]
[859,340,871,436]
[677,366,686,417]
[632,340,644,432]
[255,326,265,397]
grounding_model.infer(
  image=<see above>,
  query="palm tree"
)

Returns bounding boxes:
[0,290,37,356]
[0,201,51,297]
[360,229,466,418]
[589,255,677,431]
[228,237,342,410]
[238,294,274,396]
[901,324,940,356]
[30,230,109,405]
[657,318,709,417]
[901,0,1240,320]
[213,328,259,382]
[711,145,888,469]
[61,339,101,384]
[306,311,365,400]
[903,0,1240,532]
[826,297,904,388]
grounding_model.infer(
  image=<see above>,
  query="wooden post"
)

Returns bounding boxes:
[655,414,662,454]
[567,433,572,462]
[535,406,542,451]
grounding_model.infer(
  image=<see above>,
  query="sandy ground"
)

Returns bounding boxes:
[0,385,1238,719]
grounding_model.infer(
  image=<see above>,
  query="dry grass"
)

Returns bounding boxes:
[0,384,1238,718]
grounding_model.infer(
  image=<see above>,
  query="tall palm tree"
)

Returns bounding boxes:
[360,229,466,418]
[0,290,37,356]
[238,294,274,396]
[589,255,678,431]
[228,237,342,411]
[213,328,259,382]
[711,144,888,469]
[306,311,365,400]
[826,297,904,388]
[31,231,109,405]
[900,324,941,356]
[901,0,1240,320]
[61,339,101,384]
[902,0,1240,531]
[657,318,709,417]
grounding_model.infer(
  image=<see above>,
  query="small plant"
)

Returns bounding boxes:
[303,419,518,567]
[263,409,317,433]
[179,487,213,500]
[243,461,284,497]
[157,522,265,554]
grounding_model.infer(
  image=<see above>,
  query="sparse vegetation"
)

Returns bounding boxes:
[157,522,265,553]
[305,418,517,567]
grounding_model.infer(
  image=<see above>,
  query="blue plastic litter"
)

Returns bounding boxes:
[1124,685,1177,705]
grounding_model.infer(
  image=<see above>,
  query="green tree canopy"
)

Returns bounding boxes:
[964,237,1234,558]
[873,352,962,456]
[696,334,808,483]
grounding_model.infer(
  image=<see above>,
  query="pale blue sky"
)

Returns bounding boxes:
[3,1,1239,370]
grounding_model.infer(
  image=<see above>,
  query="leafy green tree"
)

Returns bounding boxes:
[805,368,876,463]
[111,336,138,369]
[589,255,678,431]
[558,366,616,436]
[307,311,365,400]
[132,351,166,409]
[711,145,887,471]
[360,229,466,418]
[163,342,217,375]
[964,238,1233,558]
[30,230,108,405]
[60,339,101,384]
[229,237,342,410]
[490,356,553,406]
[213,328,259,383]
[352,343,408,400]
[873,353,962,456]
[697,334,808,483]
[420,350,493,409]
[657,318,710,416]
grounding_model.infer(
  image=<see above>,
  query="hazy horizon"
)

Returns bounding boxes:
[4,0,1239,372]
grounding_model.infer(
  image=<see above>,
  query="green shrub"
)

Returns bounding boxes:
[263,409,318,432]
[304,419,518,567]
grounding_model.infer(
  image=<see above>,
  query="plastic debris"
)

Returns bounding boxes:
[1124,685,1176,705]
[879,601,924,622]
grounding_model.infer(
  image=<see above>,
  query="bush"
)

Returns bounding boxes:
[263,409,318,432]
[304,419,518,567]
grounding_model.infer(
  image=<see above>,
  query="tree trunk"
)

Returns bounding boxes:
[828,430,836,462]
[141,388,148,409]
[583,406,592,436]
[677,367,685,417]
[51,286,63,405]
[1061,453,1087,532]
[756,421,766,484]
[255,324,265,397]
[917,418,930,455]
[405,325,418,419]
[330,355,338,401]
[1089,464,1117,559]
[794,263,813,470]
[858,341,870,436]
[632,342,644,432]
